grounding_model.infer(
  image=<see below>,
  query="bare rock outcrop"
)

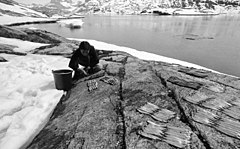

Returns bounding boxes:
[29,43,78,57]
[0,25,72,44]
[27,50,240,149]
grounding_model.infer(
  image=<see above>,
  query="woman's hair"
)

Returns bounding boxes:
[79,41,91,51]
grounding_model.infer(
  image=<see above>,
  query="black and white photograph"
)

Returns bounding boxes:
[0,0,240,148]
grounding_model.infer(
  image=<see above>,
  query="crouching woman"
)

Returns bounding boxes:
[69,41,101,80]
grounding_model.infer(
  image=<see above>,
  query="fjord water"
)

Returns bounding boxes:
[25,15,240,77]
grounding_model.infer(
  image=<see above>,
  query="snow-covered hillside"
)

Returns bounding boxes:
[30,0,169,16]
[0,0,47,17]
[28,0,240,16]
[0,1,56,25]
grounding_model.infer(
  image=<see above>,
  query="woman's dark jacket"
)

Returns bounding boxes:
[68,46,99,71]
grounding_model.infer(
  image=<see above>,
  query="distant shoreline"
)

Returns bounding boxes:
[6,20,57,26]
[6,16,85,27]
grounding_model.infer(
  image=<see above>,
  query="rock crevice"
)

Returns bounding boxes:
[168,88,213,149]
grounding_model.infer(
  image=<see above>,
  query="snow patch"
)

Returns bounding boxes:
[0,37,49,52]
[0,54,70,149]
[60,1,72,8]
[0,3,47,17]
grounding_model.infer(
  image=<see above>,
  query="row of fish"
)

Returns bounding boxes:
[137,102,192,148]
[86,76,119,92]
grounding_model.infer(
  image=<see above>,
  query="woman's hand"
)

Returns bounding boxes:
[82,70,88,76]
[83,67,90,75]
[75,68,88,76]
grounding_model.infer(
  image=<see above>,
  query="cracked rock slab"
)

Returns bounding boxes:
[26,51,240,149]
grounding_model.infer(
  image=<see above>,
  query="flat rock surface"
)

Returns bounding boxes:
[27,50,240,149]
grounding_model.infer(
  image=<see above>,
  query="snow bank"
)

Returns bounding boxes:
[0,38,69,149]
[0,37,49,52]
[0,54,70,149]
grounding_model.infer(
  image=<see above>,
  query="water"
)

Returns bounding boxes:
[22,15,240,77]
